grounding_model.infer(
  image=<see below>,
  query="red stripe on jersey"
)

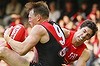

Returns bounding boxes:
[41,22,65,47]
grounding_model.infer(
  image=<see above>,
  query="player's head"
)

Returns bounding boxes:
[25,1,49,26]
[73,19,98,45]
[80,19,98,38]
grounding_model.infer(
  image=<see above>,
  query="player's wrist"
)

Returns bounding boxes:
[6,35,11,43]
[4,35,8,41]
[8,38,13,44]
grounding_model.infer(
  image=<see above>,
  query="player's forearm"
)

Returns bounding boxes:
[7,36,33,56]
[7,36,24,54]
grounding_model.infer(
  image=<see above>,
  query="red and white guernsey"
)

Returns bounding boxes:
[63,31,86,64]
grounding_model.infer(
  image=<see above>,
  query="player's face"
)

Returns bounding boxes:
[73,27,93,44]
[28,9,38,27]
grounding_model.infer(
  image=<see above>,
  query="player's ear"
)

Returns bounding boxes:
[36,14,41,21]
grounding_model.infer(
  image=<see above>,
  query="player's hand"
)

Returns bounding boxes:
[4,26,13,41]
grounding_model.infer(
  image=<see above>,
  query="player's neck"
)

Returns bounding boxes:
[39,19,48,23]
[72,39,80,47]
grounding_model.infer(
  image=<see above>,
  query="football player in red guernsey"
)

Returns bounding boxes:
[61,20,98,66]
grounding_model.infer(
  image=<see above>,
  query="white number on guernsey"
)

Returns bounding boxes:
[68,52,78,60]
[53,23,65,45]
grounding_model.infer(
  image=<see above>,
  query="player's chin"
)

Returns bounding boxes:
[29,22,33,25]
[29,23,33,26]
[30,23,36,27]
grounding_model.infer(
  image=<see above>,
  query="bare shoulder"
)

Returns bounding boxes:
[80,49,91,61]
[76,49,90,66]
[62,28,70,38]
[82,49,90,56]
[31,25,47,35]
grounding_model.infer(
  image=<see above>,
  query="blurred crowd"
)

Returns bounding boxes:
[0,0,100,66]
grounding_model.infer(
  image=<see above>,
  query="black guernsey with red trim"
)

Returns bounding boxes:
[30,21,65,66]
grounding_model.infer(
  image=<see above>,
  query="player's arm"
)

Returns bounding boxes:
[75,49,90,66]
[4,25,45,55]
[0,41,6,47]
[62,28,70,38]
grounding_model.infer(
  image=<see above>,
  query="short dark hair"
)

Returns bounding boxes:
[25,1,49,19]
[80,19,98,37]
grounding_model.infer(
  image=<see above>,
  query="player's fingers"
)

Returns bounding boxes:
[4,26,13,40]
